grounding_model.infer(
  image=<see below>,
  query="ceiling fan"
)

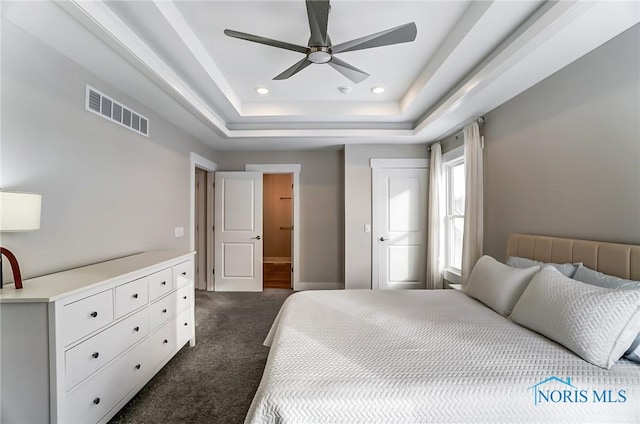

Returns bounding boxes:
[224,0,417,84]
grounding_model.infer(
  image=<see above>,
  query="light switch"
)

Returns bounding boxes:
[174,227,184,238]
[364,224,371,233]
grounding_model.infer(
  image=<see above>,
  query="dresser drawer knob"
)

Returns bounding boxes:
[135,364,141,370]
[93,397,100,405]
[161,281,167,286]
[184,322,188,326]
[92,352,100,359]
[133,293,138,299]
[90,311,98,318]
[181,272,187,276]
[162,309,167,313]
[134,326,140,332]
[183,296,187,300]
[163,339,168,344]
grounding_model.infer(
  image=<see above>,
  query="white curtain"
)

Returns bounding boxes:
[426,142,444,289]
[461,121,484,286]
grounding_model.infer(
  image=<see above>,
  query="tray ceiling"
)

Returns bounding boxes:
[3,1,639,150]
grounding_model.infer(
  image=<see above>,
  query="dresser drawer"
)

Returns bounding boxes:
[65,308,149,390]
[149,291,177,331]
[62,339,149,424]
[176,308,194,349]
[62,290,114,346]
[149,318,177,371]
[114,277,149,319]
[173,259,193,289]
[176,283,193,315]
[148,268,173,301]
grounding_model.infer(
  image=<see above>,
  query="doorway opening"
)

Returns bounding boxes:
[190,153,216,291]
[262,173,293,289]
[194,166,208,291]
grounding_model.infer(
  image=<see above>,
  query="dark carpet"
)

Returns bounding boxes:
[109,289,293,424]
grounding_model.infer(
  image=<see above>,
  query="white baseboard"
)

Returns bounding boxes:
[295,282,344,291]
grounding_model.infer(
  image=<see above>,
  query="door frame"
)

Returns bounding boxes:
[370,158,429,290]
[246,164,301,291]
[190,153,217,291]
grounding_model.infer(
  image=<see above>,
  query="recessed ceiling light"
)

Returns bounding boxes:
[371,86,385,94]
[256,87,269,95]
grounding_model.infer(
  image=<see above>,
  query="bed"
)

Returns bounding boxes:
[246,235,640,423]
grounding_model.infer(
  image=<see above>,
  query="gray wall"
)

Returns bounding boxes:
[483,24,640,260]
[217,149,344,285]
[344,144,429,289]
[1,20,217,279]
[6,13,637,287]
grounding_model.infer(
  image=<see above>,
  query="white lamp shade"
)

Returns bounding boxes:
[0,192,42,231]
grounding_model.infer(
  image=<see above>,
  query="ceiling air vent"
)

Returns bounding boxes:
[85,85,149,137]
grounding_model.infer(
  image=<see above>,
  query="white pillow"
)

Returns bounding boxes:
[572,265,640,363]
[510,267,640,369]
[465,255,539,316]
[573,265,640,362]
[507,256,580,278]
[626,338,640,363]
[573,265,640,289]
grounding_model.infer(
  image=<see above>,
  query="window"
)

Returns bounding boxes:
[444,157,465,275]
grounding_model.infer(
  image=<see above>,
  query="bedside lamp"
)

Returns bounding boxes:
[0,192,42,289]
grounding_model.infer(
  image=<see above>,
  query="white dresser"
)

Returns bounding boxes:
[0,251,196,424]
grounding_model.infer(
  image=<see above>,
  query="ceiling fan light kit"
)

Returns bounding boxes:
[224,0,417,84]
[308,47,332,64]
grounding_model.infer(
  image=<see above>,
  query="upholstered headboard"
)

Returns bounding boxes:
[507,234,640,280]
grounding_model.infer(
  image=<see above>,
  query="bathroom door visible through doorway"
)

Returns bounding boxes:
[263,174,293,289]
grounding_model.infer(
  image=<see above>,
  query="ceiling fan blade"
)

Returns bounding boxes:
[331,22,417,54]
[306,0,330,46]
[224,29,308,54]
[273,58,313,80]
[328,57,369,83]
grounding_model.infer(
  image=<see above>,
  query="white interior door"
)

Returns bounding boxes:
[214,172,263,292]
[373,167,428,290]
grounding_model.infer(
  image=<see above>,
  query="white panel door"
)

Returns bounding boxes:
[373,168,428,290]
[214,172,263,292]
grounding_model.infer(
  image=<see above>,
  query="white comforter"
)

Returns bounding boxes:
[246,290,640,423]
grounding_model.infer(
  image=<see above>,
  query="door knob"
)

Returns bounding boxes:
[253,235,261,240]
[380,237,388,241]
